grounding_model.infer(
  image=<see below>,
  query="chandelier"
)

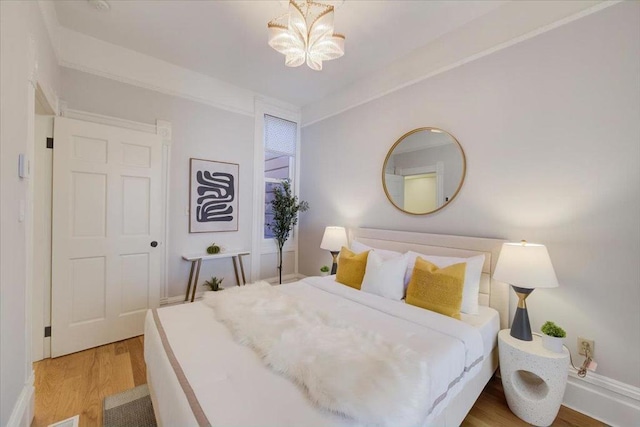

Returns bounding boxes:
[268,0,345,71]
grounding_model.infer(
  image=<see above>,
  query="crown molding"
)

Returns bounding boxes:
[301,1,620,128]
[58,28,301,118]
[41,6,300,117]
[44,2,616,128]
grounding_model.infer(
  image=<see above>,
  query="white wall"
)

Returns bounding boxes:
[60,68,296,298]
[299,0,639,410]
[0,1,60,425]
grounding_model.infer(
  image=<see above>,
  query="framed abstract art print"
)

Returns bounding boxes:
[189,158,239,233]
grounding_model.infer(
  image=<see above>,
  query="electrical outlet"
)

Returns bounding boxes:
[578,337,594,356]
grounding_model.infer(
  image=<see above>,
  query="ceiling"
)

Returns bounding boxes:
[54,0,507,107]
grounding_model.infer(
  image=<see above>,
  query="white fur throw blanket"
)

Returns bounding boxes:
[203,282,430,426]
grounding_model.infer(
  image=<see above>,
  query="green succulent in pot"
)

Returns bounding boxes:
[541,321,566,338]
[540,321,566,353]
[203,276,224,291]
[206,243,221,254]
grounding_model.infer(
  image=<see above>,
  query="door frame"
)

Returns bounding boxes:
[31,114,54,361]
[23,46,60,426]
[32,106,172,361]
[59,106,173,302]
[29,79,58,364]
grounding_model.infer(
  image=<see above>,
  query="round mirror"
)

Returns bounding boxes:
[382,127,466,215]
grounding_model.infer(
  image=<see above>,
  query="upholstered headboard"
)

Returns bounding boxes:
[349,228,509,329]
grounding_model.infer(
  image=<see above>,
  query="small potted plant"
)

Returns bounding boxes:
[206,243,221,254]
[320,265,330,277]
[203,276,224,292]
[541,321,566,353]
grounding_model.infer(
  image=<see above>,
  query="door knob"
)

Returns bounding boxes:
[150,241,158,247]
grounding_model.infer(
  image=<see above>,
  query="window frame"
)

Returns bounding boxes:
[251,100,302,281]
[263,154,294,239]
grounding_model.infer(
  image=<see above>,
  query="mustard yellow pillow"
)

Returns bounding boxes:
[406,257,466,319]
[335,247,369,290]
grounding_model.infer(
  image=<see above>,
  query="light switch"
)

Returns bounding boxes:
[18,154,30,179]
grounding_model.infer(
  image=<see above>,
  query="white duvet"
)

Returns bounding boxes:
[145,277,485,427]
[204,282,431,426]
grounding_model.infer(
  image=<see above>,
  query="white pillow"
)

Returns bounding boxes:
[404,251,485,315]
[350,240,402,260]
[361,251,408,300]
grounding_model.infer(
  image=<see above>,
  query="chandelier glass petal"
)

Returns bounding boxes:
[268,0,345,71]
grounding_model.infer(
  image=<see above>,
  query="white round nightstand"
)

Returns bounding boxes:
[498,329,570,426]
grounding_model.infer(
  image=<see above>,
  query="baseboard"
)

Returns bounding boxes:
[263,273,305,285]
[6,371,35,427]
[563,368,640,426]
[159,274,307,306]
[160,294,190,306]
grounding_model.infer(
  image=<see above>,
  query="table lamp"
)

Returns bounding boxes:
[493,240,559,341]
[320,226,348,275]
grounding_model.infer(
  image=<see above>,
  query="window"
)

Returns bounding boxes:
[263,114,297,239]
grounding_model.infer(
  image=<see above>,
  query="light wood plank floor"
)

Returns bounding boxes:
[33,336,146,427]
[34,336,605,427]
[462,376,606,427]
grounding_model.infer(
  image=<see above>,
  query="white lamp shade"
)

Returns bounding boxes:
[320,226,348,251]
[493,242,559,289]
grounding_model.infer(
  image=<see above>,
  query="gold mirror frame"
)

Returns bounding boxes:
[382,127,466,215]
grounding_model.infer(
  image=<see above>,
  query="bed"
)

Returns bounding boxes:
[144,228,508,426]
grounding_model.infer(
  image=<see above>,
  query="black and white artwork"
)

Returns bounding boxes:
[189,158,239,233]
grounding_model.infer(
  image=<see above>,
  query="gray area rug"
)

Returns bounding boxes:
[103,384,157,427]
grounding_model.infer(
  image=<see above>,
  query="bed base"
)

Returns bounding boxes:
[430,347,499,426]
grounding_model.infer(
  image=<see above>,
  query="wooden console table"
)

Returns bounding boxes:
[182,251,250,302]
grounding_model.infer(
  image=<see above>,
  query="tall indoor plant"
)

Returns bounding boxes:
[268,180,309,284]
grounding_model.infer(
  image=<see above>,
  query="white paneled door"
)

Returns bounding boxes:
[51,117,163,357]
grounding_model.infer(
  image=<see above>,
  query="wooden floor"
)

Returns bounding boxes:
[462,376,605,427]
[34,336,604,427]
[33,336,146,427]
